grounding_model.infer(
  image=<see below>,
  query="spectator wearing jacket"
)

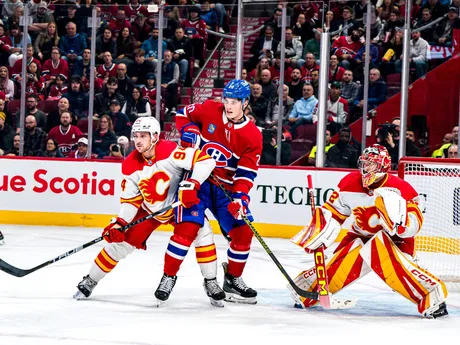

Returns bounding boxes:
[395,30,429,80]
[92,114,117,158]
[59,22,87,63]
[62,75,89,119]
[288,83,318,137]
[354,69,387,111]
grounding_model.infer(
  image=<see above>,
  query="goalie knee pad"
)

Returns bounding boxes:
[360,231,448,316]
[290,237,370,308]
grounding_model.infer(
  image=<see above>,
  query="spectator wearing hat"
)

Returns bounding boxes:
[7,23,32,68]
[31,2,55,32]
[94,77,127,118]
[104,99,131,138]
[70,137,96,159]
[62,75,89,119]
[181,6,207,68]
[0,111,15,153]
[395,30,429,80]
[131,13,152,44]
[326,126,359,169]
[141,72,159,104]
[57,5,87,38]
[167,27,193,85]
[92,114,117,158]
[24,115,47,156]
[433,7,460,46]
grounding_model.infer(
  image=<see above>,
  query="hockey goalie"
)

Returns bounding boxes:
[290,144,448,318]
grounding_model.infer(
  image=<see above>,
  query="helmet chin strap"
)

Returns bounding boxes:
[141,133,159,156]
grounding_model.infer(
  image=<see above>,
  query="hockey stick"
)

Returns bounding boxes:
[306,174,332,308]
[211,175,320,300]
[0,201,182,278]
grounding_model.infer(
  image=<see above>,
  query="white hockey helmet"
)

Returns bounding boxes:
[131,117,161,145]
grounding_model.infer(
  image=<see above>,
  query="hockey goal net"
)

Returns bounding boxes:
[399,157,460,285]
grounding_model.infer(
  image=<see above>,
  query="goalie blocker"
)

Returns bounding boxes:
[290,144,448,318]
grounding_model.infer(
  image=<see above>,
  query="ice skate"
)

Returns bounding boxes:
[203,278,225,307]
[222,262,257,304]
[154,273,177,306]
[73,275,98,300]
[423,302,448,319]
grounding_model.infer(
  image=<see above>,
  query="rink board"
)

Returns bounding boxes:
[0,157,458,253]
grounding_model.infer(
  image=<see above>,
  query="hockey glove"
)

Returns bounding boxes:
[103,217,128,243]
[178,179,201,208]
[180,123,201,149]
[227,192,250,220]
[374,188,408,237]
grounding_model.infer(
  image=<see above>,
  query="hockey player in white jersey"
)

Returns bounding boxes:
[291,144,448,318]
[74,117,225,305]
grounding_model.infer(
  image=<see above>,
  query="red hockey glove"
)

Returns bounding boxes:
[180,123,201,149]
[178,179,201,208]
[103,217,128,243]
[227,192,250,220]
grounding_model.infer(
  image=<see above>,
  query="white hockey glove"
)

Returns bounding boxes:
[374,188,408,237]
[291,208,341,251]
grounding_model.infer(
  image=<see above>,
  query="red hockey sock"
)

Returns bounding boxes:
[164,222,200,276]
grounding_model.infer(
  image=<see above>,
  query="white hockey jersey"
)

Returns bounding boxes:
[323,171,424,255]
[118,140,215,223]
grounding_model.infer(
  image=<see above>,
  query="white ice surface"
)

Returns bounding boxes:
[0,225,459,345]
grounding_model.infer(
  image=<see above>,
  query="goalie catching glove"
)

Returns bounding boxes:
[103,217,128,243]
[178,179,201,208]
[374,187,415,238]
[291,207,341,251]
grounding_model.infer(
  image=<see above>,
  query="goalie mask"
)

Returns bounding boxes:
[358,144,391,188]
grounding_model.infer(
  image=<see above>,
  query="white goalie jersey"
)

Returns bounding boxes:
[118,140,215,223]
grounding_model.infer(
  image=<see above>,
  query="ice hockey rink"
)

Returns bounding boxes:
[0,225,458,345]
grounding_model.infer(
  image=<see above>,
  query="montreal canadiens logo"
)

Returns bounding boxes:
[202,142,232,167]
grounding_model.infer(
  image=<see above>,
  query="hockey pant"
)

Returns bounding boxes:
[291,231,448,315]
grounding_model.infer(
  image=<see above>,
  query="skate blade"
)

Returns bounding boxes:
[209,297,224,308]
[224,292,257,305]
[73,291,87,300]
[155,299,166,308]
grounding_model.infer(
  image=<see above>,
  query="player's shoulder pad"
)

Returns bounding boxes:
[121,150,144,176]
[156,139,179,161]
[337,171,364,192]
[385,174,419,200]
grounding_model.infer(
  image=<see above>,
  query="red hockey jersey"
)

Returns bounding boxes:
[97,63,118,81]
[47,125,84,156]
[181,19,207,40]
[42,59,69,81]
[176,101,263,195]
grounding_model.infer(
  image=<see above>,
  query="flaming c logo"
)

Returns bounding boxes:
[352,206,382,233]
[138,171,171,205]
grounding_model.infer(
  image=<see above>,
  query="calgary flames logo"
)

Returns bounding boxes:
[352,206,383,234]
[138,171,171,205]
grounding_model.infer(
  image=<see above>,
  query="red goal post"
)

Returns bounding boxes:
[398,157,460,283]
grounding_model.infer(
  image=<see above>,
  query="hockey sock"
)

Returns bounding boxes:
[227,225,253,277]
[194,220,217,279]
[90,242,135,282]
[164,222,200,276]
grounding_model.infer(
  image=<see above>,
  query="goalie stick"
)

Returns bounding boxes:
[0,201,182,278]
[211,175,320,301]
[302,174,356,309]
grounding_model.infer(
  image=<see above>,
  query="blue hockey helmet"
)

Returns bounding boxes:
[222,79,251,102]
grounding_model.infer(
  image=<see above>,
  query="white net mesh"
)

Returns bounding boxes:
[400,159,460,284]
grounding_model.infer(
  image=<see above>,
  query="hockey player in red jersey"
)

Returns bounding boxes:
[73,117,225,305]
[290,144,448,318]
[172,79,263,304]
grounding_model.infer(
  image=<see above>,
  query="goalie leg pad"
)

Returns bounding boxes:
[290,236,371,308]
[195,219,218,279]
[90,242,136,282]
[360,231,448,316]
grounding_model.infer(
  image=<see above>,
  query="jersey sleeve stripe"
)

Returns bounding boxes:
[120,195,143,207]
[324,202,348,222]
[237,165,258,173]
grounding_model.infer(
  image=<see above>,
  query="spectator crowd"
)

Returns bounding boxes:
[0,0,458,167]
